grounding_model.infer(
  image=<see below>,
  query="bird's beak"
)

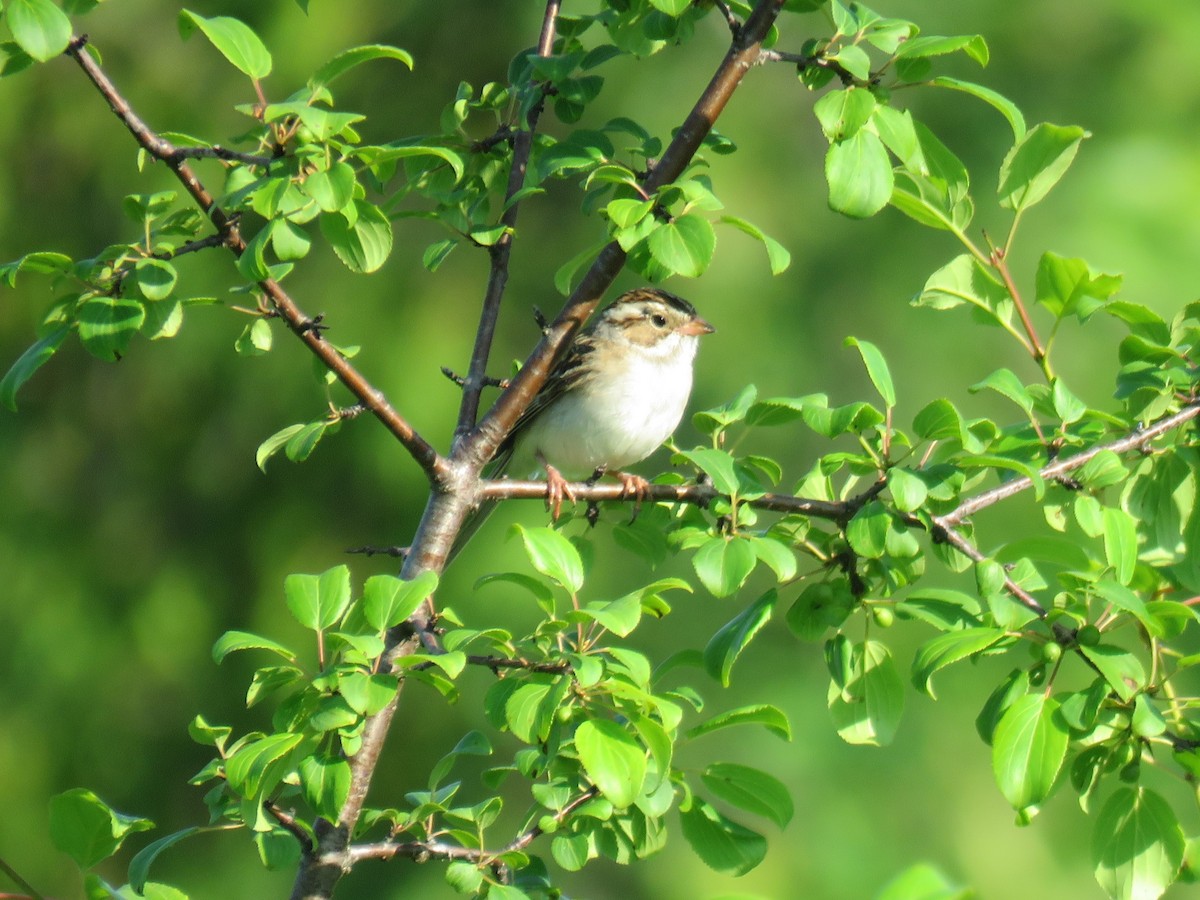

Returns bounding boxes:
[679,316,715,336]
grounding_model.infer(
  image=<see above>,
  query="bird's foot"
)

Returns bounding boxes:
[545,463,576,520]
[615,471,651,522]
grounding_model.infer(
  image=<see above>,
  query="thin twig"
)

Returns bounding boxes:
[454,0,562,442]
[65,36,448,483]
[480,478,849,520]
[0,857,45,900]
[939,401,1200,528]
[989,243,1050,378]
[151,231,231,260]
[266,802,316,857]
[171,144,276,166]
[757,48,863,85]
[467,0,788,471]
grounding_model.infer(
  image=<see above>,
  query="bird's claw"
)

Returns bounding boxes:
[615,472,650,523]
[545,464,576,520]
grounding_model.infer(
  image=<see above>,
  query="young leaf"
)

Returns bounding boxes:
[911,627,1006,698]
[362,571,437,630]
[844,336,896,407]
[128,827,203,893]
[178,10,273,80]
[78,296,146,361]
[679,799,767,876]
[997,122,1089,212]
[827,640,905,746]
[575,720,646,810]
[320,201,393,274]
[647,213,716,278]
[211,630,297,664]
[7,0,72,62]
[813,87,876,141]
[701,762,793,829]
[992,694,1068,810]
[718,215,791,275]
[703,589,777,686]
[299,753,351,822]
[309,44,413,89]
[1092,788,1185,900]
[284,565,352,631]
[49,788,154,870]
[692,536,756,598]
[684,704,791,742]
[0,324,69,411]
[929,76,1025,139]
[826,129,892,218]
[512,525,584,593]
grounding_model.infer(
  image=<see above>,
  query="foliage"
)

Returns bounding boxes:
[3,1,1200,899]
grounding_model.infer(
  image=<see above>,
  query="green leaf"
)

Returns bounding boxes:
[685,704,791,742]
[895,33,988,65]
[827,640,905,746]
[512,525,583,593]
[303,161,357,213]
[718,215,791,275]
[235,318,273,357]
[997,122,1089,212]
[679,447,741,495]
[826,128,892,218]
[701,762,793,829]
[846,501,889,559]
[969,367,1034,414]
[256,423,304,470]
[7,0,72,62]
[49,788,154,870]
[178,10,272,79]
[876,863,970,900]
[692,536,756,598]
[362,571,436,630]
[1092,788,1185,900]
[78,296,146,361]
[1102,508,1138,585]
[129,827,202,893]
[887,468,928,512]
[299,753,351,822]
[212,629,297,664]
[647,213,715,278]
[133,258,178,301]
[358,141,465,182]
[0,324,68,411]
[911,627,1006,699]
[320,201,393,274]
[992,694,1068,810]
[575,720,646,809]
[929,76,1025,139]
[813,86,876,141]
[309,44,413,89]
[284,565,352,631]
[445,860,485,893]
[915,253,1008,315]
[648,0,690,14]
[679,799,767,876]
[844,336,895,407]
[1079,643,1145,703]
[787,580,855,641]
[703,589,777,686]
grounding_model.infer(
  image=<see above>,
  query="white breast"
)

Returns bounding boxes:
[512,334,698,479]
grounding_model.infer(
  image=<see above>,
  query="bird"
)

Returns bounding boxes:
[451,287,714,562]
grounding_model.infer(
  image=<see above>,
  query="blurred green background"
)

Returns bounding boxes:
[2,1,1199,897]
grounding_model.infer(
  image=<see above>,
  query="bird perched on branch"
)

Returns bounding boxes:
[452,287,714,561]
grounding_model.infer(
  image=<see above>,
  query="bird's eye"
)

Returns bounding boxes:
[651,313,668,328]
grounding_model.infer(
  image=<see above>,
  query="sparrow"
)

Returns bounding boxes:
[496,287,715,516]
[450,287,714,563]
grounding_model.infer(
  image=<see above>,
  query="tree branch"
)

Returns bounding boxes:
[464,0,788,472]
[938,401,1200,528]
[64,35,448,483]
[480,478,849,521]
[454,0,562,442]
